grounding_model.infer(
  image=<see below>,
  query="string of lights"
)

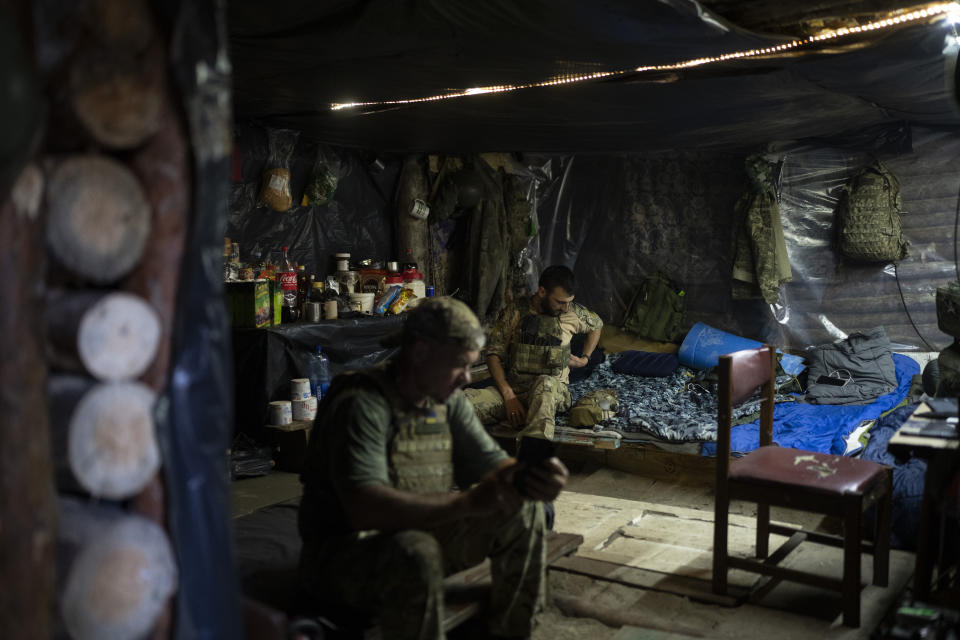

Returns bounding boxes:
[330,2,960,111]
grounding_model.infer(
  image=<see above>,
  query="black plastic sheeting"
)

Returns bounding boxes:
[228,123,397,276]
[232,316,401,441]
[534,125,960,352]
[228,0,960,153]
[159,1,242,638]
[0,5,43,197]
[229,121,960,355]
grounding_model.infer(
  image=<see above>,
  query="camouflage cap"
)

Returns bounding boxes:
[382,297,486,351]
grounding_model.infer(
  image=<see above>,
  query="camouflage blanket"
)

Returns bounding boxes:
[557,354,794,443]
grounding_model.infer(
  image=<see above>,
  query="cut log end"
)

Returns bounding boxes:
[78,292,161,381]
[71,69,162,149]
[60,507,176,640]
[46,155,151,284]
[67,382,159,500]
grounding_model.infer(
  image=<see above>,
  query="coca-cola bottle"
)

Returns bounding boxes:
[279,246,299,323]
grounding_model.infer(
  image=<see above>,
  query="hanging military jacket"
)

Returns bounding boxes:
[731,154,792,303]
[510,313,570,377]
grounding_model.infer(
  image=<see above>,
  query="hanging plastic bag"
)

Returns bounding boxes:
[300,145,341,207]
[258,128,298,211]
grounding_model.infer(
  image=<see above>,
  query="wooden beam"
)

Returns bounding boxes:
[0,166,58,640]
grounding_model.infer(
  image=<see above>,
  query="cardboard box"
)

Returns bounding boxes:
[226,279,272,328]
[266,419,312,472]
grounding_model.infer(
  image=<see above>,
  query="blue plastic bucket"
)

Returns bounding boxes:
[678,322,805,375]
[678,322,761,369]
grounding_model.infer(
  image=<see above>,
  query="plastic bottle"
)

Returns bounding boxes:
[297,265,309,315]
[309,346,330,400]
[279,246,298,323]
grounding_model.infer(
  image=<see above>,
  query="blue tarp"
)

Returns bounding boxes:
[702,353,920,456]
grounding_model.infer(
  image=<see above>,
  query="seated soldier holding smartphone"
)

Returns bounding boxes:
[298,297,568,640]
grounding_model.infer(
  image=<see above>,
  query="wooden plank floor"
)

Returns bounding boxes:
[366,531,584,640]
[539,468,915,640]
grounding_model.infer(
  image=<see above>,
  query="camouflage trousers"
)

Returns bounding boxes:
[299,501,547,640]
[463,375,572,440]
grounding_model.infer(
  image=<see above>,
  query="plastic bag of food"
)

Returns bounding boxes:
[375,285,402,315]
[258,128,298,211]
[300,145,341,207]
[388,288,417,315]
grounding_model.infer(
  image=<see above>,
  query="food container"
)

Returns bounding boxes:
[268,400,292,426]
[324,300,338,320]
[305,301,321,322]
[358,267,386,295]
[333,252,351,272]
[292,396,317,421]
[290,378,312,401]
[349,292,376,314]
[337,270,359,294]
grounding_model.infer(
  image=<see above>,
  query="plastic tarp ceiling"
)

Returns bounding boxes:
[229,0,960,152]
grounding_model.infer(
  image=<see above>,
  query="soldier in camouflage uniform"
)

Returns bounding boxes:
[464,265,603,440]
[298,297,569,640]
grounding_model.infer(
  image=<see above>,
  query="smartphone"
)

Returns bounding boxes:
[517,436,557,466]
[514,436,557,498]
[815,375,847,387]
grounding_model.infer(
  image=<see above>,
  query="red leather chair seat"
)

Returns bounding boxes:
[730,446,888,496]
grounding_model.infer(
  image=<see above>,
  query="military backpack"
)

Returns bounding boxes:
[569,389,619,427]
[837,162,908,263]
[622,272,686,343]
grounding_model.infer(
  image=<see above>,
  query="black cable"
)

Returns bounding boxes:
[894,261,936,352]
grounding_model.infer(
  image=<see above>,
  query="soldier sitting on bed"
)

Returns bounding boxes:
[464,265,603,440]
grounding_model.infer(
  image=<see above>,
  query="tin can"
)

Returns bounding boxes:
[426,285,435,297]
[410,198,430,220]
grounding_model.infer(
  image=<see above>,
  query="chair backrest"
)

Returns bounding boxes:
[715,346,776,481]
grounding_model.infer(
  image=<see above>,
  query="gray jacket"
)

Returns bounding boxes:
[803,326,898,405]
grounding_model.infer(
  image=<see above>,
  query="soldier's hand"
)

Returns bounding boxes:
[462,464,522,516]
[568,355,589,368]
[518,457,568,502]
[503,395,527,428]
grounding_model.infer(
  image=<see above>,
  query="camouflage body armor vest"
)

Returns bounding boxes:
[510,313,570,377]
[364,368,455,494]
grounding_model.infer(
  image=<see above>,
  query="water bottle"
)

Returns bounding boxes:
[309,346,330,400]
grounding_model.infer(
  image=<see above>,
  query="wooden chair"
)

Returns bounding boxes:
[711,346,893,628]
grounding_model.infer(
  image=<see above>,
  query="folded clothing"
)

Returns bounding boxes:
[804,326,897,405]
[611,350,680,377]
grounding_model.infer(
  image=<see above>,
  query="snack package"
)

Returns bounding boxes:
[258,128,298,211]
[388,288,416,315]
[301,145,341,207]
[375,285,402,315]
